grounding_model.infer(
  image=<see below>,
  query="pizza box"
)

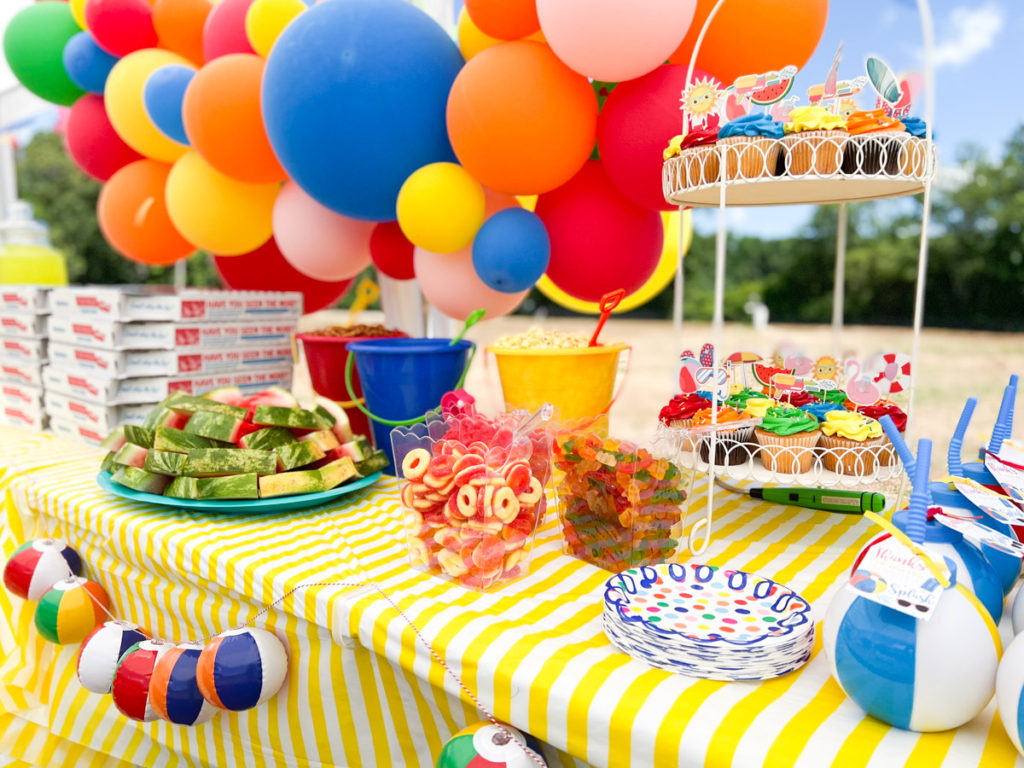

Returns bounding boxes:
[0,287,50,314]
[44,391,153,432]
[1,402,45,431]
[0,313,47,339]
[0,336,46,362]
[0,358,43,387]
[48,287,302,322]
[47,342,294,378]
[45,315,297,351]
[49,418,104,447]
[0,382,42,409]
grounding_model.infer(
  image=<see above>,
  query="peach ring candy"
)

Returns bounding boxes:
[401,449,431,480]
[492,487,520,524]
[517,477,543,505]
[456,485,478,518]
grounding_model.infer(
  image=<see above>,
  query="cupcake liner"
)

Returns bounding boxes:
[683,146,720,187]
[876,436,900,466]
[900,137,927,177]
[666,417,697,452]
[819,434,886,475]
[698,425,755,466]
[721,136,781,180]
[842,131,908,175]
[754,428,820,474]
[782,130,849,176]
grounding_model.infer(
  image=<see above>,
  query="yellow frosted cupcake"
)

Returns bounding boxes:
[783,106,848,176]
[742,397,777,420]
[819,411,885,475]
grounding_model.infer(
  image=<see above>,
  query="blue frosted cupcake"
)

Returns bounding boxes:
[800,402,846,423]
[718,114,785,180]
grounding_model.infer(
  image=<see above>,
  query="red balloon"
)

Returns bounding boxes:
[64,94,143,181]
[213,238,352,313]
[536,159,662,303]
[202,0,255,61]
[598,65,720,211]
[85,0,159,57]
[369,221,415,281]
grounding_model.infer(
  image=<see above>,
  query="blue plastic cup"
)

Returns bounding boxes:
[345,338,473,474]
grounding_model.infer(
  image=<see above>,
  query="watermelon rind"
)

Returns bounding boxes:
[112,466,170,495]
[252,405,327,431]
[182,448,276,477]
[164,392,247,419]
[154,427,227,454]
[197,474,259,500]
[123,425,155,448]
[239,427,295,451]
[143,407,189,431]
[100,451,117,474]
[339,436,373,462]
[319,457,356,490]
[113,443,148,468]
[275,441,326,472]
[165,476,199,500]
[202,386,245,405]
[313,397,354,443]
[354,451,388,477]
[259,470,324,498]
[297,429,340,452]
[100,426,126,451]
[184,411,244,443]
[143,450,188,477]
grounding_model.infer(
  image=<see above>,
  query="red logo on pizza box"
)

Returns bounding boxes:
[181,300,205,319]
[175,328,200,346]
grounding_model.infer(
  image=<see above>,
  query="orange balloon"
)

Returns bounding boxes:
[464,0,539,40]
[153,0,211,65]
[98,159,195,265]
[182,53,286,183]
[446,41,597,196]
[669,0,827,86]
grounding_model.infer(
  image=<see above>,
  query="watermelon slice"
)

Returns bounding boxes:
[319,457,356,489]
[112,466,169,495]
[154,427,227,453]
[275,441,325,471]
[101,426,126,452]
[240,427,295,451]
[313,397,354,443]
[112,443,148,469]
[338,436,373,462]
[197,474,259,500]
[354,450,388,477]
[164,392,247,419]
[252,405,327,431]
[144,450,188,476]
[202,386,246,406]
[100,451,117,474]
[184,411,246,443]
[143,407,190,431]
[165,476,199,500]
[297,429,339,452]
[123,425,154,448]
[182,448,277,477]
[259,470,324,498]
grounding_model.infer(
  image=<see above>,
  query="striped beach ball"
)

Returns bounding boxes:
[823,562,1001,732]
[4,539,82,600]
[34,577,109,645]
[112,639,175,721]
[853,509,1004,623]
[150,642,218,726]
[996,632,1024,756]
[77,620,148,694]
[437,722,547,768]
[196,627,288,712]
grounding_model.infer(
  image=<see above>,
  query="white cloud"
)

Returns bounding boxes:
[931,4,1003,68]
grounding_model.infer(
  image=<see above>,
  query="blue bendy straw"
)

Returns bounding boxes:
[905,439,932,545]
[879,414,915,476]
[948,397,977,477]
[989,375,1018,455]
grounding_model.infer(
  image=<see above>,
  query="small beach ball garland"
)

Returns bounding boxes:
[3,539,290,726]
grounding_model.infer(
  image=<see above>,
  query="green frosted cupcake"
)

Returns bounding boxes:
[754,406,820,474]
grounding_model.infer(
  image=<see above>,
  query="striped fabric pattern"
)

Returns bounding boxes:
[0,427,1019,767]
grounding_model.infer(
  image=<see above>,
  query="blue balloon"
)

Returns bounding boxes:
[262,0,463,221]
[472,209,550,293]
[142,65,195,146]
[62,31,118,95]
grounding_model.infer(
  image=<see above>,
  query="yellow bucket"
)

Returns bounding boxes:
[488,343,628,435]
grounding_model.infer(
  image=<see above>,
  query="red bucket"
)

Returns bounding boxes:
[296,331,406,443]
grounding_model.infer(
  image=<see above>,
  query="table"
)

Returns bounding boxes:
[0,426,1020,768]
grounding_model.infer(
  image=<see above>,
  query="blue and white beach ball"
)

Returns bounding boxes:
[996,633,1024,756]
[824,559,1000,732]
[196,627,288,711]
[150,642,217,726]
[77,620,148,694]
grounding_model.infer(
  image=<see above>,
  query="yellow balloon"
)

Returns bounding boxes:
[245,0,305,58]
[105,49,191,162]
[516,194,537,212]
[396,162,486,254]
[70,0,88,29]
[165,151,278,255]
[536,210,692,314]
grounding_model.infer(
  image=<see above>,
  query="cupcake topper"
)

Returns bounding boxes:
[866,56,902,106]
[844,358,881,408]
[947,397,978,477]
[866,352,912,395]
[905,439,933,546]
[988,375,1019,455]
[879,414,915,477]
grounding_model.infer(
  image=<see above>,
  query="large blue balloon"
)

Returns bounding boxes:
[262,0,463,221]
[143,65,195,146]
[62,31,118,95]
[472,208,550,293]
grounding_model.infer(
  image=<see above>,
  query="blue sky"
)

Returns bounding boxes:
[694,0,1023,238]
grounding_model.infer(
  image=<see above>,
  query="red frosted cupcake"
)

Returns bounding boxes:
[857,400,907,466]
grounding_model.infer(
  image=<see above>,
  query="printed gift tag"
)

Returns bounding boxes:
[934,514,1024,557]
[847,538,950,620]
[985,453,1024,504]
[947,475,1024,525]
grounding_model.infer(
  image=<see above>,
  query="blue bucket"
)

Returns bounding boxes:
[345,337,474,473]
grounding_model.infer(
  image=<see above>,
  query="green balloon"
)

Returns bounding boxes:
[3,2,85,106]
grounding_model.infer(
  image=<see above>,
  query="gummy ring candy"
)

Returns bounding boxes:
[401,449,431,481]
[438,548,468,577]
[517,477,543,506]
[457,485,477,518]
[481,485,496,519]
[400,484,415,508]
[408,538,429,565]
[492,487,520,524]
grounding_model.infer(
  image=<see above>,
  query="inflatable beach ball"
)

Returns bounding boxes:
[997,632,1024,756]
[196,627,288,711]
[34,576,109,645]
[823,573,1000,732]
[4,539,82,600]
[77,620,148,694]
[112,639,175,722]
[150,642,218,726]
[437,721,547,768]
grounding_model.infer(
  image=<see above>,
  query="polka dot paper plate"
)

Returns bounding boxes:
[602,564,814,681]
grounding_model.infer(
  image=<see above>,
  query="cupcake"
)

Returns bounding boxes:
[800,402,847,423]
[819,411,886,475]
[742,397,777,420]
[777,389,819,408]
[899,116,929,177]
[659,393,712,452]
[782,106,849,176]
[754,406,821,474]
[821,389,848,407]
[842,109,907,175]
[680,128,721,186]
[725,387,764,411]
[857,400,907,466]
[692,406,752,466]
[718,113,785,180]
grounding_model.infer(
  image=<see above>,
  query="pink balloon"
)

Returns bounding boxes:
[537,0,697,82]
[272,181,374,282]
[203,0,255,61]
[414,246,528,321]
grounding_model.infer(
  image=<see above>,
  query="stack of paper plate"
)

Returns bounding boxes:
[602,563,814,681]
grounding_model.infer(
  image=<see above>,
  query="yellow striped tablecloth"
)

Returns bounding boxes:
[0,427,1020,768]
